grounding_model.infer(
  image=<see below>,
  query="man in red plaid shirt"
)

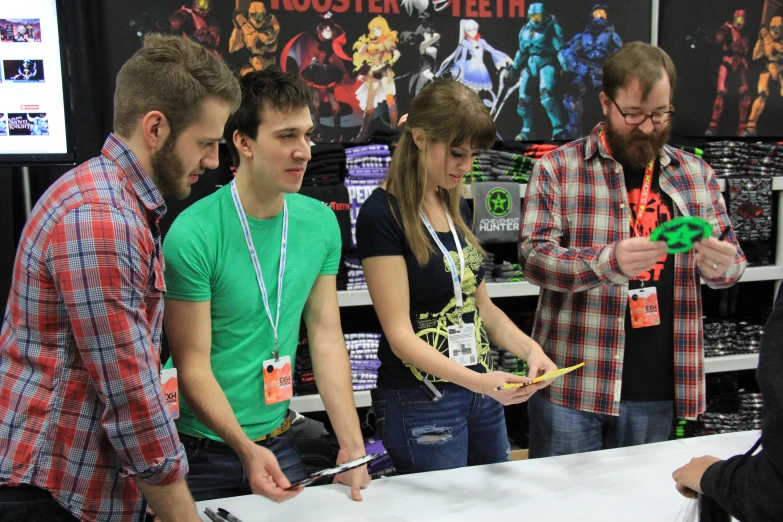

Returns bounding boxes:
[520,42,746,458]
[0,35,240,521]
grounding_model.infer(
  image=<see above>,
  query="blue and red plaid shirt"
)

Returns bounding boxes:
[0,135,187,521]
[520,123,746,420]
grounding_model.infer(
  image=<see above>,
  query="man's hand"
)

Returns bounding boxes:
[243,444,303,502]
[672,456,722,499]
[333,448,371,501]
[694,237,737,279]
[615,237,668,277]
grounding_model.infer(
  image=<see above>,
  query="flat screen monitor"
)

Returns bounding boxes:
[0,0,74,165]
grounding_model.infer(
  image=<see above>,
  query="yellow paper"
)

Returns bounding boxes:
[500,362,585,389]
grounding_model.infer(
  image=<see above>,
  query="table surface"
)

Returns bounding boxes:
[196,431,759,522]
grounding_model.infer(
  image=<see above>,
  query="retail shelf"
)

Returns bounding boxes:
[463,184,527,199]
[716,177,783,192]
[290,390,372,413]
[338,281,539,307]
[704,354,759,374]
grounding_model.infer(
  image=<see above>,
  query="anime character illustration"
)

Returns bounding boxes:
[560,4,622,138]
[0,115,7,137]
[702,9,751,136]
[28,114,48,136]
[745,4,783,136]
[509,3,568,141]
[229,1,281,76]
[352,16,401,142]
[398,14,441,99]
[10,60,38,81]
[400,0,450,16]
[14,25,30,42]
[155,0,221,58]
[281,12,358,141]
[435,19,513,109]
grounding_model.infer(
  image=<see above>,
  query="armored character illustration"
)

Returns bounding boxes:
[560,5,622,138]
[511,3,568,141]
[10,60,38,81]
[156,0,221,58]
[282,12,356,141]
[745,14,783,136]
[229,1,281,76]
[435,19,512,108]
[352,16,401,142]
[704,9,751,136]
[28,114,48,136]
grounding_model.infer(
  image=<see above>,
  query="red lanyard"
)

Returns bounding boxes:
[599,130,655,237]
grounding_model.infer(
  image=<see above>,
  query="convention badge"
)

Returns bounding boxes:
[447,322,478,366]
[628,287,661,328]
[649,216,712,254]
[263,355,293,405]
[160,368,179,420]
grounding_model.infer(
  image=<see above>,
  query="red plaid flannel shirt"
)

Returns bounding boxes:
[0,135,187,521]
[520,123,746,419]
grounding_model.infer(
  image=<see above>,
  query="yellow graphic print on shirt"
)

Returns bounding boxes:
[407,241,492,382]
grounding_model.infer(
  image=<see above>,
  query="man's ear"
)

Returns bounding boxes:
[233,130,254,160]
[411,128,426,149]
[599,91,610,118]
[140,110,170,151]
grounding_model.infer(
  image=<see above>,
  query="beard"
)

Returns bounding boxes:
[150,135,189,200]
[605,117,671,169]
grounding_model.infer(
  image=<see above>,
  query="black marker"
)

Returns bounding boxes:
[718,226,731,241]
[203,507,223,522]
[218,508,244,522]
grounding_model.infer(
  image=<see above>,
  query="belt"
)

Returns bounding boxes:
[252,413,292,442]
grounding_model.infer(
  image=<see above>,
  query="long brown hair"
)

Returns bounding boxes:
[386,79,495,266]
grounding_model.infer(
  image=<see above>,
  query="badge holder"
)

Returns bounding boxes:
[628,276,661,329]
[161,368,179,419]
[263,341,293,405]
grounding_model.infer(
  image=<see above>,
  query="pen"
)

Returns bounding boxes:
[218,508,245,522]
[718,226,731,241]
[204,507,223,522]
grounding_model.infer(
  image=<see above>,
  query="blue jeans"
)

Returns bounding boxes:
[372,384,510,474]
[528,393,674,458]
[0,485,79,521]
[180,427,307,501]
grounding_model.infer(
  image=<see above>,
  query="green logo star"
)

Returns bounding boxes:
[487,188,511,217]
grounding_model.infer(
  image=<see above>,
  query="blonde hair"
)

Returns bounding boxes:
[114,33,241,140]
[386,80,494,266]
[352,16,399,71]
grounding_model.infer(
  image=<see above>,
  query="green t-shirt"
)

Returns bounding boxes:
[162,185,341,441]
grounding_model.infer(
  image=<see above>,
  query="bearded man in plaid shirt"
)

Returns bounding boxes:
[0,35,240,521]
[520,42,746,458]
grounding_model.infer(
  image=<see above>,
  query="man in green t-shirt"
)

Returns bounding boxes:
[163,70,370,503]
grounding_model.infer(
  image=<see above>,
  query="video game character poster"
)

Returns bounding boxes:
[659,0,783,138]
[0,19,42,43]
[102,0,650,142]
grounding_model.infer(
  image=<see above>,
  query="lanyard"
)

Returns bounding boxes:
[230,180,287,361]
[599,130,655,237]
[420,209,465,324]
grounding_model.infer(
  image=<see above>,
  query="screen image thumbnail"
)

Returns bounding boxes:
[8,113,49,136]
[3,59,45,82]
[0,19,42,42]
[0,114,7,136]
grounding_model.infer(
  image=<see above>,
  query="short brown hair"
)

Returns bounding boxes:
[113,34,241,140]
[602,41,677,102]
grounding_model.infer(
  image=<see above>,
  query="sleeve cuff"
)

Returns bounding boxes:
[119,443,189,485]
[598,242,629,285]
[700,460,724,499]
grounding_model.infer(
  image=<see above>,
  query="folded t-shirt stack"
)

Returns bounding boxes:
[345,144,387,247]
[294,334,317,396]
[343,256,366,291]
[502,142,558,161]
[364,436,396,478]
[702,141,749,178]
[490,343,526,374]
[493,261,525,282]
[305,144,345,187]
[345,333,381,391]
[483,252,496,282]
[466,151,496,183]
[492,151,535,183]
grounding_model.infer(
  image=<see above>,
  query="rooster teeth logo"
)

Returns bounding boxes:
[486,188,511,217]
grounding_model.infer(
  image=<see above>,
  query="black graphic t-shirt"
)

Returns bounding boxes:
[356,188,490,389]
[621,162,675,401]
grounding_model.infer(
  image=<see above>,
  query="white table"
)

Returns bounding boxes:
[196,431,759,522]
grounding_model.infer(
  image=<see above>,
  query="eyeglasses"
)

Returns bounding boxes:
[609,96,675,125]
